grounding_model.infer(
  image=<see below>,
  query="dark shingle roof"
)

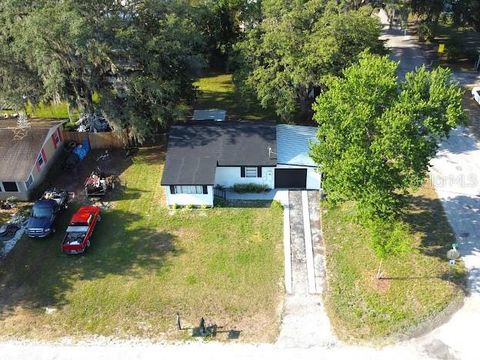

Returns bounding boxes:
[0,127,52,181]
[161,122,277,185]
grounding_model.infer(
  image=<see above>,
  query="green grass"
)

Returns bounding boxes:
[194,73,276,121]
[27,102,73,119]
[0,148,284,342]
[322,182,466,343]
[0,212,10,224]
[421,21,480,65]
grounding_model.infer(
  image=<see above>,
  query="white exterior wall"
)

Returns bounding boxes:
[276,164,321,190]
[165,186,214,207]
[214,167,275,189]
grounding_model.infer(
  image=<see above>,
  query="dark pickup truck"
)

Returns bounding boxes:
[26,189,68,238]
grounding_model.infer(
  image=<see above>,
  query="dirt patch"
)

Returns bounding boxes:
[53,149,133,205]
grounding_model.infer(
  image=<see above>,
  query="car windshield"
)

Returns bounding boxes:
[32,205,53,218]
[70,222,88,227]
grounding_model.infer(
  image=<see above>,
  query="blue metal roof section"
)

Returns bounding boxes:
[276,124,318,167]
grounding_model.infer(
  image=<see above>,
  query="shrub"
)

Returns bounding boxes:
[417,21,439,42]
[233,183,270,193]
[270,200,284,210]
[214,198,227,207]
[63,122,77,131]
[185,204,193,210]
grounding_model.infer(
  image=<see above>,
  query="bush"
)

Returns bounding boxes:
[63,122,77,131]
[270,200,284,210]
[417,21,437,42]
[445,35,478,62]
[214,198,227,207]
[233,183,270,193]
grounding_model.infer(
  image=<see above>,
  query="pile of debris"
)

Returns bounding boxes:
[0,213,27,257]
[76,114,110,133]
[84,170,118,197]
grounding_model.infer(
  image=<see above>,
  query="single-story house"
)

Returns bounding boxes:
[0,121,64,201]
[160,121,320,207]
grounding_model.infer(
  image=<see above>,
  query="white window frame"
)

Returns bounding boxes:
[245,167,258,178]
[174,185,204,194]
[52,132,60,147]
[37,153,45,168]
[25,174,34,189]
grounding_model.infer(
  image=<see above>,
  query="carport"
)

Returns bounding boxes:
[275,124,321,190]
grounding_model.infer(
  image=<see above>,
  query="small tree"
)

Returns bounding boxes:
[311,52,465,221]
[369,219,411,279]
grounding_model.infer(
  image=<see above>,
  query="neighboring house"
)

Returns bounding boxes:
[0,122,64,201]
[161,121,320,207]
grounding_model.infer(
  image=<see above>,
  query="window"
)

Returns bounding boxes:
[171,185,207,194]
[52,132,60,148]
[36,149,47,172]
[2,182,18,192]
[25,174,34,189]
[240,166,262,178]
[37,153,44,167]
[245,167,257,178]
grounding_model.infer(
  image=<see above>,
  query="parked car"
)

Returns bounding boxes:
[26,189,68,238]
[473,86,480,105]
[61,206,101,254]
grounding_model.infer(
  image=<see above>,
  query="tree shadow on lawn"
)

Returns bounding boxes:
[402,192,468,293]
[0,207,180,320]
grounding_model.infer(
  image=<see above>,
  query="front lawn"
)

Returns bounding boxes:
[322,181,466,343]
[0,148,284,342]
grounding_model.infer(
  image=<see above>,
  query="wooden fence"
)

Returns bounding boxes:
[62,131,128,149]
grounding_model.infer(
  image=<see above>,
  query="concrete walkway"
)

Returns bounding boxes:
[276,191,335,348]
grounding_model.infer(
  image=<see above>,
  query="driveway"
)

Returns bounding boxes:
[276,190,335,349]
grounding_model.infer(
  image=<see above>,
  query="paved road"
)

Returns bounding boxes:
[379,8,480,360]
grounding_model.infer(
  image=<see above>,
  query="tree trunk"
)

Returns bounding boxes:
[67,102,73,123]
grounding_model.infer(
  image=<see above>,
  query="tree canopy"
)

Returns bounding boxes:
[234,0,386,121]
[311,52,465,220]
[0,0,203,140]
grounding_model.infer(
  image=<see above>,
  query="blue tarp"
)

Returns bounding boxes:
[72,139,90,161]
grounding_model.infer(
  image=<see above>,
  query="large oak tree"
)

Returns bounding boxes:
[234,0,386,121]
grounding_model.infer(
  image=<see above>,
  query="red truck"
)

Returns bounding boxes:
[61,206,101,254]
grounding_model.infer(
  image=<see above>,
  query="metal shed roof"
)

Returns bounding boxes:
[276,124,318,167]
[192,109,226,122]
